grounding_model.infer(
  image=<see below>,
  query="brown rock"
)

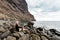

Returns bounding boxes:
[22,34,29,40]
[12,32,21,37]
[41,36,48,40]
[0,0,35,21]
[0,27,6,32]
[1,31,10,38]
[31,34,40,40]
[18,34,29,40]
[7,36,16,40]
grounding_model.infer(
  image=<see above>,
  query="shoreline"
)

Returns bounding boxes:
[0,21,60,40]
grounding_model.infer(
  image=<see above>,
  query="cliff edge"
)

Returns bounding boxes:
[0,0,35,21]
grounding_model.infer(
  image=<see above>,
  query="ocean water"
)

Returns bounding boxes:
[34,21,60,32]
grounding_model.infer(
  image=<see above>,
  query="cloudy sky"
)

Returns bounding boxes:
[26,0,60,21]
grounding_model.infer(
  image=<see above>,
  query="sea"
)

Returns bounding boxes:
[34,21,60,32]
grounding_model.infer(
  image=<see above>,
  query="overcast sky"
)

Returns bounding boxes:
[26,0,60,21]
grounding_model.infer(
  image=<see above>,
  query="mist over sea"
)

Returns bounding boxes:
[34,21,60,32]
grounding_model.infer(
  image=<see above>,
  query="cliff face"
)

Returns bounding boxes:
[0,0,35,21]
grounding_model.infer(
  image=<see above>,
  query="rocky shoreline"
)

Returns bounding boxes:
[0,21,60,40]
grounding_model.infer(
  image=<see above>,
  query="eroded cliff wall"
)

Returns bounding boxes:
[0,0,35,21]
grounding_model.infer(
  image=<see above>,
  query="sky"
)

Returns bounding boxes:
[26,0,60,21]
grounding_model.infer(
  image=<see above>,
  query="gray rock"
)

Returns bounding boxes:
[12,32,21,37]
[3,23,12,30]
[22,34,29,40]
[30,34,40,40]
[18,32,24,36]
[50,35,60,40]
[1,31,11,38]
[0,27,6,33]
[41,36,48,40]
[7,36,16,40]
[18,34,29,40]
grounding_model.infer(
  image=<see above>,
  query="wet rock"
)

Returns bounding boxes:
[50,35,60,40]
[49,29,60,36]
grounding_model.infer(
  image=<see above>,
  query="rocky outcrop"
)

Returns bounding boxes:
[0,21,60,40]
[0,0,35,21]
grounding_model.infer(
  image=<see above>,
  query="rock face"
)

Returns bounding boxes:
[0,0,35,21]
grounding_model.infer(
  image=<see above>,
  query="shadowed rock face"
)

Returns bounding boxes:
[0,0,35,21]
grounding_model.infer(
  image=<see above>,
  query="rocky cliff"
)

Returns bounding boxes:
[0,0,35,21]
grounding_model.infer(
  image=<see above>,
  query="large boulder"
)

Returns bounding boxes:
[41,36,48,40]
[50,35,60,40]
[19,34,29,40]
[12,32,21,38]
[0,27,6,33]
[30,34,40,40]
[7,36,16,40]
[1,31,10,38]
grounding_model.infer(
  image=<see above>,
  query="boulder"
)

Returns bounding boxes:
[12,32,21,38]
[21,34,29,40]
[31,34,40,40]
[0,27,6,33]
[49,35,60,40]
[41,36,48,40]
[1,31,10,38]
[7,36,16,40]
[18,32,24,36]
